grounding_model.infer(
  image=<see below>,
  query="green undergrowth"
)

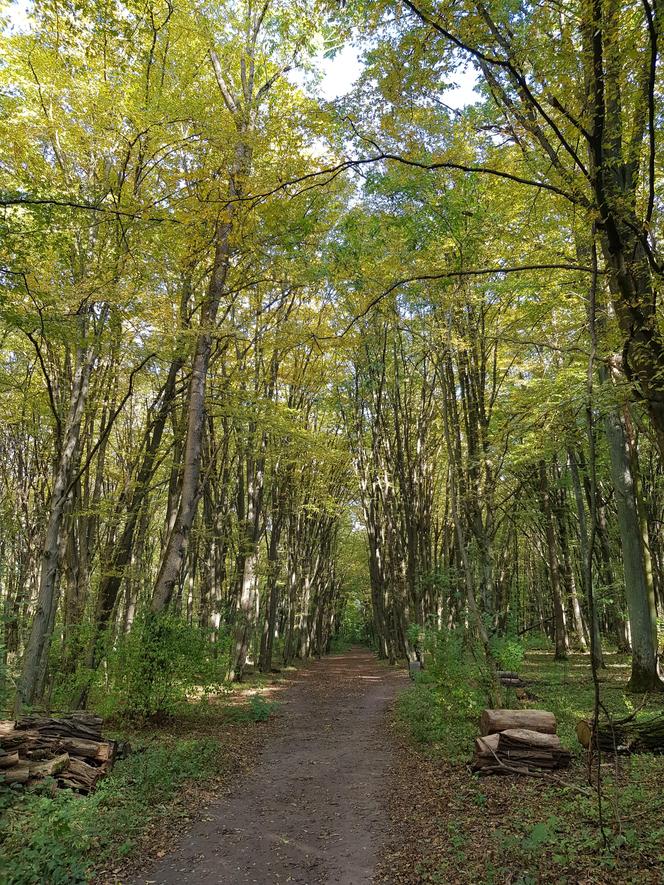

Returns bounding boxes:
[395,630,488,761]
[519,650,664,751]
[0,693,279,885]
[48,618,235,721]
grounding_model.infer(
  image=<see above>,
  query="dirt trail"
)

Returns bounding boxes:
[129,648,406,885]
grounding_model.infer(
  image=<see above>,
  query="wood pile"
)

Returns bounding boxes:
[473,709,572,775]
[576,711,664,755]
[0,713,118,793]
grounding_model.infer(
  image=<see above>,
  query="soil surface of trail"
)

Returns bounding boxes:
[130,648,406,885]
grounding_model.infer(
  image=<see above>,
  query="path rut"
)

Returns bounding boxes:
[130,649,406,885]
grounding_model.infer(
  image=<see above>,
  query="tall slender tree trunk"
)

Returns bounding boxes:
[569,449,605,669]
[228,438,266,681]
[259,498,285,673]
[553,469,588,651]
[538,461,569,661]
[601,370,663,690]
[150,228,237,614]
[73,357,182,707]
[16,346,94,711]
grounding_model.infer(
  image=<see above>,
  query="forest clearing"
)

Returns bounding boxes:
[2,0,664,882]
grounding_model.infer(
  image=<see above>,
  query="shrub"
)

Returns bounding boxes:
[221,694,279,724]
[396,683,446,745]
[248,695,278,721]
[396,627,486,761]
[490,634,525,672]
[91,616,231,719]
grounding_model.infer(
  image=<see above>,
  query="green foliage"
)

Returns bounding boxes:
[406,622,423,650]
[0,634,10,715]
[489,633,525,672]
[0,738,220,885]
[521,632,553,652]
[328,635,353,653]
[395,683,447,745]
[332,596,372,649]
[395,628,486,760]
[0,791,91,885]
[221,694,279,724]
[248,695,279,721]
[92,617,231,720]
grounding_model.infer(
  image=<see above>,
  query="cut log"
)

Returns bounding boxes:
[58,756,106,792]
[0,752,20,768]
[473,725,571,775]
[0,714,116,794]
[576,712,664,754]
[498,728,562,750]
[474,752,568,770]
[477,730,568,758]
[475,733,499,755]
[29,753,70,779]
[55,737,116,763]
[0,726,31,752]
[1,766,30,784]
[480,709,557,736]
[16,714,103,741]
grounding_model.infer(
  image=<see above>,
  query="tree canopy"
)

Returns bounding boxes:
[1,0,663,719]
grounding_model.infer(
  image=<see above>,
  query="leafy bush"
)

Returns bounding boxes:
[328,635,353,653]
[248,695,278,721]
[90,616,231,719]
[490,633,525,672]
[222,694,279,724]
[395,628,486,760]
[395,683,446,745]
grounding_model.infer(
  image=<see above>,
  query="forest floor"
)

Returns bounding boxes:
[5,647,664,884]
[377,649,664,885]
[123,647,406,885]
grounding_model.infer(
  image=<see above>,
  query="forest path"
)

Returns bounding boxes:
[130,648,407,885]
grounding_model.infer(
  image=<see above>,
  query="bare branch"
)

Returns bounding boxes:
[209,49,238,115]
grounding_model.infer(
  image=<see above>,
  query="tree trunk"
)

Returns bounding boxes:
[151,261,229,612]
[16,347,94,711]
[75,356,182,707]
[538,461,568,661]
[601,375,663,691]
[568,449,605,669]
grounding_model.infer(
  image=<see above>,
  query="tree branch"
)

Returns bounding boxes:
[322,263,601,340]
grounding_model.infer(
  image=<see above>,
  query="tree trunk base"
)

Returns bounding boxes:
[626,668,664,693]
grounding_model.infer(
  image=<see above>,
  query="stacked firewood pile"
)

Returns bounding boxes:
[0,713,119,793]
[473,709,572,775]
